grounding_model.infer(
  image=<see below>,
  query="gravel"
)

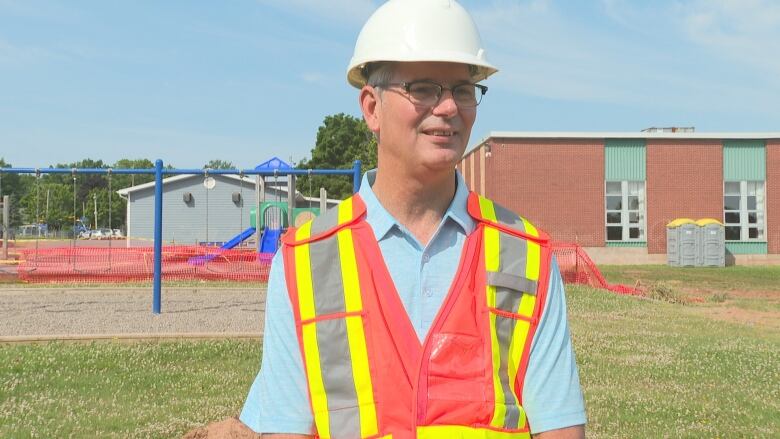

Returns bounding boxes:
[0,287,266,340]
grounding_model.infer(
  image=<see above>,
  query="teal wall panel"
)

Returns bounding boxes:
[723,140,765,181]
[725,242,768,255]
[605,241,647,247]
[605,139,646,181]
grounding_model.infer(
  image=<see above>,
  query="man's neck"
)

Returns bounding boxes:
[371,167,457,246]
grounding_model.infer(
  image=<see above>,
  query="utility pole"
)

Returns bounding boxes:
[2,195,9,260]
[93,193,98,229]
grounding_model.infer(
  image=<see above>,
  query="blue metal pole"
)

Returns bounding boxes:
[352,160,362,193]
[153,159,163,314]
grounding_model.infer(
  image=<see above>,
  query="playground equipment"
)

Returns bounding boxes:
[1,160,363,313]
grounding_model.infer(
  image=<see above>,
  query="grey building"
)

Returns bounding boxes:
[117,174,307,245]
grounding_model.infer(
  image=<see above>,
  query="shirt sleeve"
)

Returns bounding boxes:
[239,251,314,434]
[522,256,587,434]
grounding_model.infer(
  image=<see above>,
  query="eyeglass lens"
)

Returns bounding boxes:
[407,82,484,107]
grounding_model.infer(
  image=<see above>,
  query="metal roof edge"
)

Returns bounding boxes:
[464,131,780,156]
[483,131,780,140]
[115,174,279,195]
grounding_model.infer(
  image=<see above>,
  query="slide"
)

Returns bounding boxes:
[220,227,257,250]
[260,228,282,254]
[188,227,256,265]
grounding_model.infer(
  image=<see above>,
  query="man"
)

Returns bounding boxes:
[241,1,586,438]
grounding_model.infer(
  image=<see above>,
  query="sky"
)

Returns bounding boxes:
[1,0,778,170]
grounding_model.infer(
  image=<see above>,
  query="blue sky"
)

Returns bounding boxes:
[1,0,778,169]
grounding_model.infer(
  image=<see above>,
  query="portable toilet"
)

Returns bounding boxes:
[696,218,725,267]
[666,218,696,267]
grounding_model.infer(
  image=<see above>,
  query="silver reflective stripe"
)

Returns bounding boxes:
[492,232,530,313]
[311,204,341,235]
[495,313,521,428]
[315,318,362,438]
[499,231,527,278]
[493,228,533,428]
[310,237,346,315]
[307,204,364,439]
[493,203,526,232]
[487,272,538,296]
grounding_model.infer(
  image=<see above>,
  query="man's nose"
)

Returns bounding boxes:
[432,89,459,117]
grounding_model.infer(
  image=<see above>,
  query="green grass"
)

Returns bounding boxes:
[0,340,261,438]
[2,267,779,437]
[599,264,780,292]
[569,285,779,438]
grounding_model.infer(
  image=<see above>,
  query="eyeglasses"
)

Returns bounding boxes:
[377,80,488,108]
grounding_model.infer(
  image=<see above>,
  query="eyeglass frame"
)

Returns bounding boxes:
[374,80,488,108]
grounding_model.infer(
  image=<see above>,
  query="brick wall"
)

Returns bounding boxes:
[767,142,780,254]
[484,139,605,246]
[646,140,723,254]
[474,146,482,195]
[459,153,471,191]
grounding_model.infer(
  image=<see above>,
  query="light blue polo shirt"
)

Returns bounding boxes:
[240,170,586,435]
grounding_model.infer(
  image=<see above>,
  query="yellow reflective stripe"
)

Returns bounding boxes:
[522,218,540,283]
[338,197,353,224]
[295,221,315,321]
[517,293,536,319]
[521,217,538,238]
[482,202,506,427]
[507,318,531,429]
[302,323,330,438]
[338,229,362,313]
[418,425,530,439]
[337,222,378,437]
[478,195,496,222]
[345,315,378,437]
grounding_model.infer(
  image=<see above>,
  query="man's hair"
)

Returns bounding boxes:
[362,62,396,144]
[365,62,396,90]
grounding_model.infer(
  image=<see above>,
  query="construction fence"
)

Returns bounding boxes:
[16,242,641,295]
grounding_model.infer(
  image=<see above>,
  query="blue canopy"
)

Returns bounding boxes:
[255,157,292,171]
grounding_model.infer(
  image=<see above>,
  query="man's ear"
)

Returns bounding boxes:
[359,86,381,135]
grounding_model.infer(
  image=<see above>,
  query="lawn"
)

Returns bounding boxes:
[1,266,779,438]
[0,340,261,438]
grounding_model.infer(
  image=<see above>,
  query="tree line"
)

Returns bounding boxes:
[0,114,376,232]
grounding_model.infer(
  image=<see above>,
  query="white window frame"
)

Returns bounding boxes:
[724,180,765,241]
[605,180,646,242]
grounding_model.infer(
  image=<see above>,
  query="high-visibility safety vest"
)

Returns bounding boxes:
[281,192,552,439]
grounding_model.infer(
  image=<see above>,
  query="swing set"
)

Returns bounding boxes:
[0,160,363,313]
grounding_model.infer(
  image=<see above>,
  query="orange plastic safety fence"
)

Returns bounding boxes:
[551,242,642,296]
[17,242,641,295]
[17,246,271,283]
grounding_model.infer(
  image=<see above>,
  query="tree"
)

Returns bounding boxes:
[112,158,155,190]
[204,159,235,170]
[0,158,28,227]
[297,113,377,200]
[19,182,73,230]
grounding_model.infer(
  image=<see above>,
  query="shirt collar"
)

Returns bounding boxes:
[357,169,475,241]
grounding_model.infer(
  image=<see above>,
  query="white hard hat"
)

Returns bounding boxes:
[347,0,498,88]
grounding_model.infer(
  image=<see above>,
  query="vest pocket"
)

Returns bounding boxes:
[427,333,487,401]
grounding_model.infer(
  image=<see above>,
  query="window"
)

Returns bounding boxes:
[724,181,765,241]
[605,181,645,242]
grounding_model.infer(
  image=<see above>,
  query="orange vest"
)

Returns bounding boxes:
[281,192,552,439]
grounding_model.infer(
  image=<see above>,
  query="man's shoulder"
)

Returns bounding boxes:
[281,195,365,246]
[466,192,549,242]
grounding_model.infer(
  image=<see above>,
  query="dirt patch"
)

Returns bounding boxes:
[182,417,261,439]
[688,305,780,331]
[720,289,780,300]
